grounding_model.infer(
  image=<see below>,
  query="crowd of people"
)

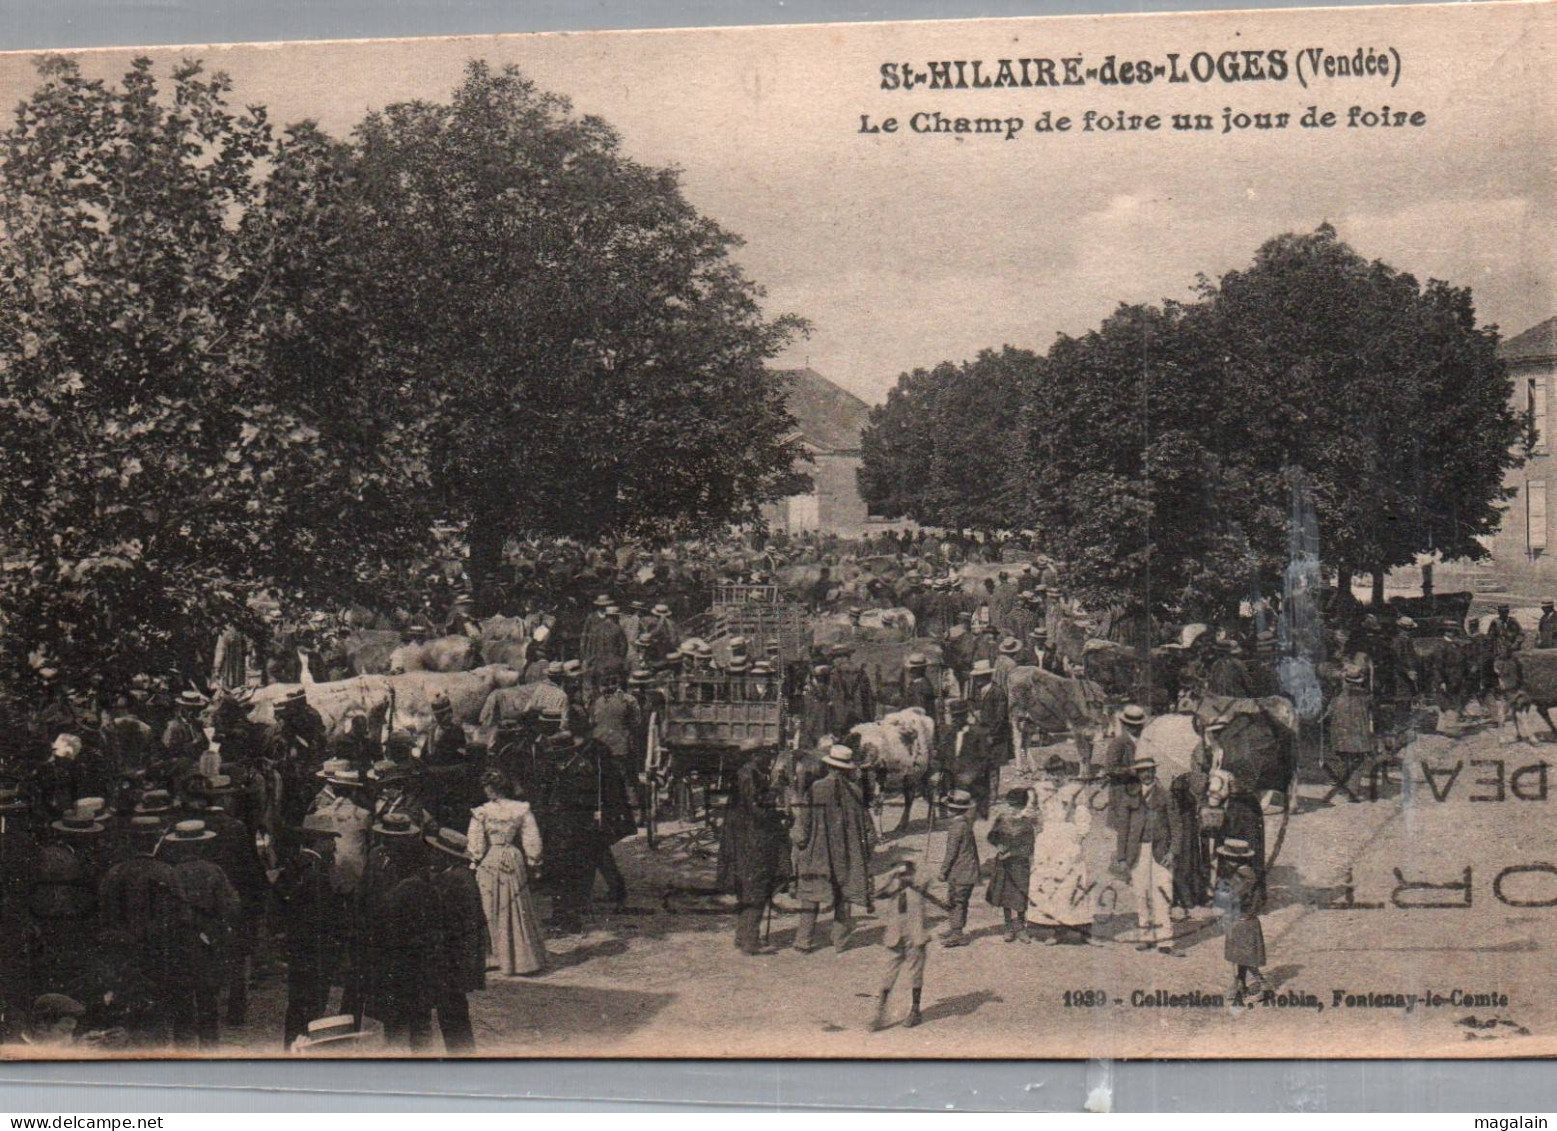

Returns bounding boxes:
[6,526,1544,1050]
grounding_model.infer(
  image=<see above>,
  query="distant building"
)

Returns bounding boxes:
[1489,315,1557,570]
[761,367,876,535]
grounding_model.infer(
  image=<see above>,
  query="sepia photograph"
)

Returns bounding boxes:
[0,0,1554,1062]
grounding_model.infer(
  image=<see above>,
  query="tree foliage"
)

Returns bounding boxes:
[858,347,1030,531]
[272,62,810,591]
[0,57,422,693]
[862,225,1524,621]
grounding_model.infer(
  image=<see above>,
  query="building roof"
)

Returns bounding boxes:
[1501,316,1557,365]
[774,367,872,452]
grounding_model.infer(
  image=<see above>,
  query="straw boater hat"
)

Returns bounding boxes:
[821,745,859,771]
[323,767,365,789]
[970,659,995,677]
[50,809,105,835]
[750,661,774,676]
[942,789,975,811]
[1118,704,1148,727]
[372,812,419,838]
[1396,616,1417,630]
[999,637,1022,656]
[904,652,928,670]
[830,642,854,658]
[605,606,620,617]
[593,594,613,608]
[176,690,206,709]
[727,656,750,673]
[1131,757,1158,773]
[628,668,654,686]
[167,819,216,843]
[651,603,672,617]
[1216,838,1255,859]
[424,826,472,862]
[316,758,352,781]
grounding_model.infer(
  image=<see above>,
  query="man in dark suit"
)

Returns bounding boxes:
[937,790,980,947]
[790,746,872,952]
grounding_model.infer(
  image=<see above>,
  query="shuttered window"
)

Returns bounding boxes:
[1529,480,1548,552]
[1530,379,1548,453]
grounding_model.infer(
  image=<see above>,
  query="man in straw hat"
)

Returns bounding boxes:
[1104,704,1149,831]
[359,812,440,1049]
[902,653,937,720]
[158,819,243,1048]
[1116,757,1175,955]
[791,745,872,953]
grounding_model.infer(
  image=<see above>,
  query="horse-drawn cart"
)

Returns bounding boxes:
[642,673,785,847]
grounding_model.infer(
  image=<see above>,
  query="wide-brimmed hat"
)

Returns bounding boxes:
[1543,601,1555,611]
[651,603,672,617]
[372,812,418,838]
[904,653,928,669]
[942,789,975,811]
[1030,626,1049,640]
[727,657,750,672]
[167,819,216,843]
[1216,838,1255,859]
[604,605,621,617]
[51,810,105,835]
[998,637,1022,655]
[970,659,995,677]
[176,690,206,708]
[1118,704,1148,727]
[1397,616,1417,629]
[593,594,613,608]
[821,745,858,770]
[750,661,775,675]
[424,826,472,862]
[1131,757,1158,773]
[324,768,365,788]
[127,814,169,838]
[829,643,854,658]
[316,758,353,780]
[133,788,175,814]
[628,668,654,686]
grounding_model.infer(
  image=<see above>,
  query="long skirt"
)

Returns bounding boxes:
[476,844,549,976]
[1225,913,1266,967]
[1026,827,1093,928]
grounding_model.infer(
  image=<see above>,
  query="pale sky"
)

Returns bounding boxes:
[1,2,1551,404]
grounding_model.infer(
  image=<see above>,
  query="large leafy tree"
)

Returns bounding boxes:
[858,347,1030,531]
[1011,226,1522,620]
[0,58,423,694]
[1198,224,1523,602]
[272,62,809,598]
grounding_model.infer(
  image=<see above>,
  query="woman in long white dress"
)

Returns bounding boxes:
[1026,760,1100,945]
[467,769,549,976]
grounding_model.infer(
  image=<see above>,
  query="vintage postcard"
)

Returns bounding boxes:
[0,0,1554,1061]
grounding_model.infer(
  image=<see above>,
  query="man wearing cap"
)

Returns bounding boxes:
[937,789,980,947]
[1105,705,1148,832]
[791,745,873,953]
[1539,601,1557,649]
[1117,757,1175,955]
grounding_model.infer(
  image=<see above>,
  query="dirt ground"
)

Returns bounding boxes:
[203,705,1557,1060]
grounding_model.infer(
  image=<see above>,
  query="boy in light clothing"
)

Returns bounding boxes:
[870,861,950,1031]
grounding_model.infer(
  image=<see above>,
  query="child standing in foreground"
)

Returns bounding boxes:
[986,787,1035,942]
[938,789,981,947]
[871,861,950,1031]
[1214,838,1268,1007]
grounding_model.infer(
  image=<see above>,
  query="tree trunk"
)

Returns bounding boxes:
[1421,562,1434,601]
[1371,566,1386,609]
[1336,567,1354,618]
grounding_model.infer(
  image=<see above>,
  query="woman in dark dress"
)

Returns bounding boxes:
[1214,839,1267,1006]
[985,787,1036,943]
